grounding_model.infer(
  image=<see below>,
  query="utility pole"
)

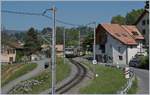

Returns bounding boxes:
[51,5,56,94]
[93,22,98,78]
[85,22,98,78]
[63,27,66,64]
[93,22,96,62]
[79,30,80,56]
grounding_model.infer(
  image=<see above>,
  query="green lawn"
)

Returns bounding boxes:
[127,77,138,94]
[10,57,71,94]
[80,62,127,94]
[1,63,37,86]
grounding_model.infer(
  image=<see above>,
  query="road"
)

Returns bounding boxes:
[1,57,49,94]
[131,67,149,94]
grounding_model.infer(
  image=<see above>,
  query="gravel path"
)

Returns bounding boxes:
[1,57,49,94]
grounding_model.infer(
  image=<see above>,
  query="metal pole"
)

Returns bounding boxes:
[93,22,98,77]
[51,5,56,94]
[63,27,65,64]
[93,22,96,61]
[79,30,80,56]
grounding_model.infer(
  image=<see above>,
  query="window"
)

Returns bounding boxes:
[130,46,133,48]
[7,50,9,54]
[118,47,121,52]
[9,57,13,62]
[132,31,139,35]
[100,45,105,53]
[143,39,146,45]
[147,19,149,24]
[142,29,146,35]
[13,49,15,54]
[142,20,145,25]
[119,56,123,60]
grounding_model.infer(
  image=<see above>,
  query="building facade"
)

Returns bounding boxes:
[1,45,16,63]
[135,9,149,47]
[1,42,23,63]
[96,24,144,65]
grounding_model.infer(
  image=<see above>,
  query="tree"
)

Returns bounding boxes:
[56,26,64,44]
[24,27,41,55]
[126,9,144,25]
[111,15,126,25]
[111,9,144,25]
[14,32,27,42]
[139,55,149,70]
[65,28,79,47]
[82,29,94,52]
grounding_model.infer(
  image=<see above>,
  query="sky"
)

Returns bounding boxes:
[1,1,145,30]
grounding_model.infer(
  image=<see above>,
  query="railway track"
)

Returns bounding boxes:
[55,58,87,94]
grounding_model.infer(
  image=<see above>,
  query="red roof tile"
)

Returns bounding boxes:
[100,23,137,45]
[121,25,144,40]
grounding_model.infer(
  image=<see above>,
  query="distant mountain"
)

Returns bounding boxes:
[41,27,52,35]
[2,29,26,34]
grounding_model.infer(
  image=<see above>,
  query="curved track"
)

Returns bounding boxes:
[55,58,87,94]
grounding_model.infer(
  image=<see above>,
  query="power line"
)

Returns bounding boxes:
[2,10,42,16]
[2,10,81,27]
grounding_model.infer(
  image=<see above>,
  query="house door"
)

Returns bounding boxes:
[9,57,13,62]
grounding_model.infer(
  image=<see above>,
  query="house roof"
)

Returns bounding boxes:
[134,9,149,25]
[99,23,138,45]
[5,41,23,49]
[121,25,144,40]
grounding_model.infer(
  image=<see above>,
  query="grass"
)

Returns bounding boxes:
[1,63,37,86]
[10,57,71,94]
[80,62,127,94]
[127,77,138,94]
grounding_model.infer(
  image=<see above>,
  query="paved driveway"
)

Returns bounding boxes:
[130,67,149,94]
[1,57,49,94]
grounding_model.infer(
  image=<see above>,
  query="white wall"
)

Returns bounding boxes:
[108,35,127,65]
[1,46,16,63]
[136,12,149,46]
[96,33,127,65]
[1,53,16,63]
[96,32,141,65]
[127,46,138,63]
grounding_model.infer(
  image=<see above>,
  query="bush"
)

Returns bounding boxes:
[16,50,24,62]
[139,55,149,70]
[127,77,138,94]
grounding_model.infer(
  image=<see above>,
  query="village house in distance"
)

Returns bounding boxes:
[1,42,23,63]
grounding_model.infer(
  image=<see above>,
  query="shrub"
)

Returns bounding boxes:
[139,55,149,70]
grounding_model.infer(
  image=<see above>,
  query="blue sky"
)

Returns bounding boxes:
[2,1,145,30]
